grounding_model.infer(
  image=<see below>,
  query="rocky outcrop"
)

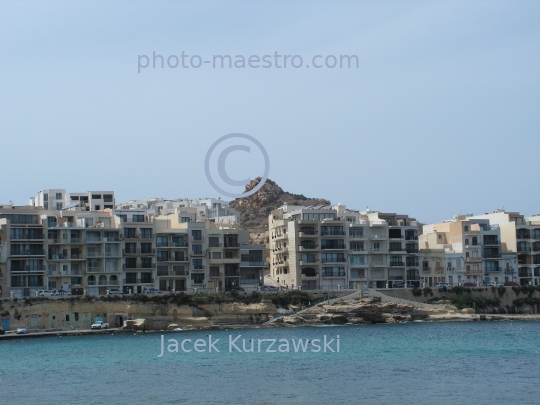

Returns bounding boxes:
[266,297,429,326]
[230,178,330,243]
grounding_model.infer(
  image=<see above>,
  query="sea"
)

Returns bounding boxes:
[1,321,539,405]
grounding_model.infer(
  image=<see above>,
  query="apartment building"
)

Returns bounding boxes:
[0,207,46,298]
[420,215,504,286]
[153,214,268,292]
[470,210,540,285]
[117,197,240,224]
[45,210,123,295]
[30,189,115,211]
[268,205,420,290]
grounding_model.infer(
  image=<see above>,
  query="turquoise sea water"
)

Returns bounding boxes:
[1,321,540,405]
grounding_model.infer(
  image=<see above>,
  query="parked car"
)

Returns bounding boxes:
[37,289,55,297]
[435,283,451,288]
[463,282,477,287]
[504,281,520,287]
[484,281,501,287]
[16,326,28,334]
[227,286,245,292]
[143,288,162,294]
[108,289,124,295]
[392,282,405,288]
[406,283,416,288]
[53,290,72,296]
[261,286,279,291]
[91,321,109,329]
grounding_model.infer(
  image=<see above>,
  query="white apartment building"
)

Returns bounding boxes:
[30,189,115,211]
[268,205,420,290]
[117,197,240,224]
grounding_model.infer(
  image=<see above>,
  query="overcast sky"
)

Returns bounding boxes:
[0,1,538,223]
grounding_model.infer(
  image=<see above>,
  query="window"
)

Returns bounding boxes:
[124,228,136,238]
[140,228,152,239]
[301,240,316,249]
[209,266,220,277]
[132,215,144,223]
[321,226,344,236]
[192,230,203,241]
[125,273,137,284]
[350,255,364,265]
[321,267,345,277]
[181,217,191,223]
[301,254,315,263]
[141,258,152,268]
[208,237,220,247]
[212,252,222,259]
[302,213,335,221]
[157,266,168,276]
[192,244,203,255]
[124,243,136,254]
[321,239,345,250]
[156,251,169,262]
[373,242,380,251]
[321,253,345,263]
[192,259,203,269]
[472,237,478,246]
[141,243,152,254]
[55,193,62,200]
[156,236,168,247]
[300,227,315,235]
[350,242,364,251]
[191,273,205,284]
[464,226,469,232]
[91,194,102,199]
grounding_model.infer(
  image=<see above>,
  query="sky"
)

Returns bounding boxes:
[0,0,538,224]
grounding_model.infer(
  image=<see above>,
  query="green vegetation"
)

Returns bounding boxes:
[513,297,540,307]
[449,293,500,310]
[422,287,433,297]
[412,287,422,297]
[497,285,506,297]
[4,291,313,310]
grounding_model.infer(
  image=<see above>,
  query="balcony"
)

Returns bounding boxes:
[207,243,223,248]
[517,247,531,253]
[191,250,206,256]
[298,231,317,238]
[11,265,45,272]
[240,261,269,267]
[466,270,483,276]
[273,260,289,267]
[191,236,204,242]
[49,253,85,260]
[86,267,102,273]
[209,257,240,264]
[421,267,431,273]
[85,237,103,243]
[434,267,444,273]
[320,231,346,237]
[209,272,222,278]
[298,245,318,252]
[299,260,319,266]
[123,263,155,270]
[406,249,419,254]
[123,248,155,255]
[191,265,206,271]
[321,270,346,277]
[321,258,346,263]
[11,234,45,240]
[466,257,482,263]
[390,262,405,267]
[485,267,500,273]
[123,278,155,284]
[301,273,319,280]
[11,249,45,257]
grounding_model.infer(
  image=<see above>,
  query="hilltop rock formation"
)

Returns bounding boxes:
[230,178,330,243]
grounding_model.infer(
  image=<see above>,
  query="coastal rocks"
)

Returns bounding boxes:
[282,316,306,325]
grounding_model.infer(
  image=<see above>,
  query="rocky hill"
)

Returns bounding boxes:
[230,178,331,243]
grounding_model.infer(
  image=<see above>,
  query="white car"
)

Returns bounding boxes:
[54,290,72,296]
[37,290,55,297]
[485,281,501,287]
[16,326,28,334]
[108,289,124,295]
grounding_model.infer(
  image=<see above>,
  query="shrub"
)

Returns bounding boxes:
[450,293,500,310]
[513,297,540,307]
[497,285,506,297]
[412,287,422,297]
[423,287,433,297]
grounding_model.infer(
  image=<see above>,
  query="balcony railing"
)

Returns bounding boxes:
[209,272,223,278]
[11,249,45,256]
[191,265,206,270]
[466,270,483,276]
[320,231,346,236]
[390,262,405,267]
[123,278,155,284]
[240,261,269,267]
[466,257,482,262]
[321,258,346,263]
[11,265,46,272]
[321,270,346,277]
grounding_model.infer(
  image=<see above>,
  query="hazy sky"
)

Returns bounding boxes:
[1,1,538,224]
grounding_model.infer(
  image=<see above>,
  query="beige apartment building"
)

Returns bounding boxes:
[268,205,420,290]
[420,215,504,286]
[0,201,267,297]
[470,211,540,285]
[153,213,268,292]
